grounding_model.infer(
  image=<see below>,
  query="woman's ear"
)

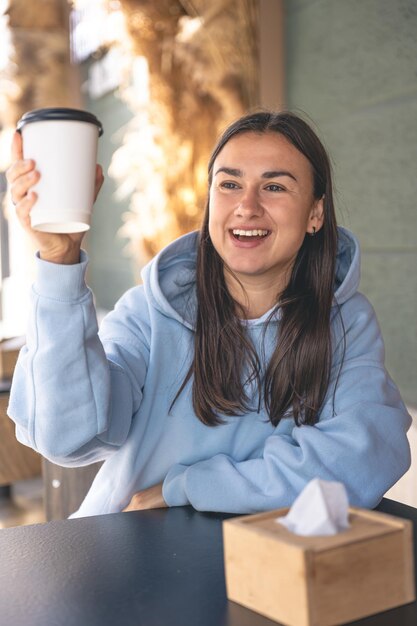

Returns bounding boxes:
[308,196,324,235]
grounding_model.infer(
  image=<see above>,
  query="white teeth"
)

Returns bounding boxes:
[232,229,269,237]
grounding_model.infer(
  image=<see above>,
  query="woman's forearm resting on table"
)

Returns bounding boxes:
[123,483,167,512]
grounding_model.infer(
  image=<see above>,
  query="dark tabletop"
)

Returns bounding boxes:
[0,498,416,626]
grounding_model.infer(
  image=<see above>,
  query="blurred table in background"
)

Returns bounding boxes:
[0,337,41,488]
[0,388,41,488]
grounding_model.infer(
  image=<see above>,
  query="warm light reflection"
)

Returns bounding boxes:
[177,16,203,43]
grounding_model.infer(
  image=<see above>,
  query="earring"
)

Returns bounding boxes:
[310,226,316,236]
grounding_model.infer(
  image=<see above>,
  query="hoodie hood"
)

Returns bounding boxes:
[141,230,199,329]
[141,226,361,327]
[334,226,361,304]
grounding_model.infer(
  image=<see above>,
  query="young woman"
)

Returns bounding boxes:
[7,111,411,517]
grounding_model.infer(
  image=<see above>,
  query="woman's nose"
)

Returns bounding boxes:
[234,188,263,217]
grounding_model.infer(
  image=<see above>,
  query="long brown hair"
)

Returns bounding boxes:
[174,111,338,427]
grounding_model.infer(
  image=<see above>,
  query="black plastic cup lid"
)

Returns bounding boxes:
[17,108,103,136]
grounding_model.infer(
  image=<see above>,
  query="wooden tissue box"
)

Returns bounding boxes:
[223,507,415,626]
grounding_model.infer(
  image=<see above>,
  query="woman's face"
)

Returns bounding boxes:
[208,131,324,289]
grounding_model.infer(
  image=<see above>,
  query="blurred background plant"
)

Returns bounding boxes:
[0,0,259,259]
[0,0,260,326]
[111,0,258,260]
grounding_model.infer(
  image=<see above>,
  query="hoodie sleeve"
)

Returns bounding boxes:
[7,252,148,466]
[162,294,412,512]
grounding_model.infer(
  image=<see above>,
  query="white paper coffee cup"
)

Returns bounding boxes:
[17,108,103,233]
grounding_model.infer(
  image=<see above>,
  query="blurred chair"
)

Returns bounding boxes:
[42,459,102,520]
[0,391,42,488]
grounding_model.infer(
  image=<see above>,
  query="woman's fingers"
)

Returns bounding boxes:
[6,156,35,185]
[94,164,104,201]
[9,168,39,205]
[15,191,37,232]
[6,132,39,205]
[11,130,23,161]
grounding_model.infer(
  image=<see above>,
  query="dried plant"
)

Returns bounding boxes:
[0,0,259,266]
[112,0,259,261]
[0,0,72,129]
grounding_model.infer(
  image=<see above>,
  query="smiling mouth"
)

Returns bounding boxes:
[231,229,270,242]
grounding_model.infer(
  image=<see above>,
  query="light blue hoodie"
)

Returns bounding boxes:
[8,227,411,517]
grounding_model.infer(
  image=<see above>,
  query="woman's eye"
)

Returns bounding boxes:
[220,181,240,190]
[265,183,285,192]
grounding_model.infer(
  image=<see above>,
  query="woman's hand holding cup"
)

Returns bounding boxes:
[7,131,104,265]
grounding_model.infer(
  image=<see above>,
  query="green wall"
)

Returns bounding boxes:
[285,0,417,405]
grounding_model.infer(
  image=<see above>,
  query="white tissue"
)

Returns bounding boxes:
[277,478,350,536]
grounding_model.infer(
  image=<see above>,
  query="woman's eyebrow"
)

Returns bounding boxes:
[214,167,242,177]
[262,170,297,181]
[214,166,297,182]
